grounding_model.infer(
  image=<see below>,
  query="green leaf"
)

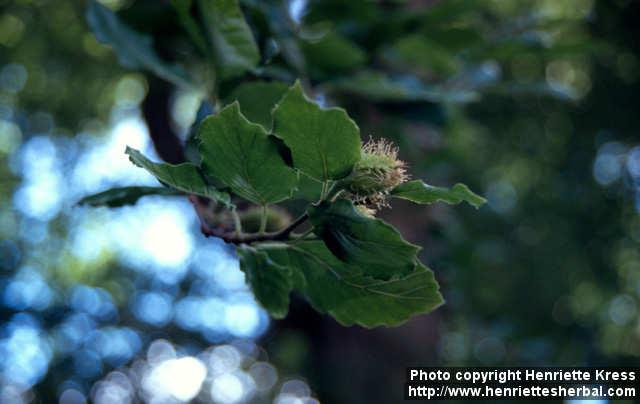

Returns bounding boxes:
[326,71,429,102]
[171,0,209,56]
[237,245,293,319]
[86,0,195,89]
[486,81,578,101]
[419,27,483,53]
[324,71,476,103]
[272,81,362,182]
[391,180,486,208]
[78,186,182,207]
[419,0,479,24]
[224,81,289,130]
[196,103,297,204]
[291,172,324,201]
[185,100,215,165]
[300,31,366,77]
[197,0,260,80]
[261,241,443,327]
[384,35,459,76]
[125,147,231,206]
[307,199,420,279]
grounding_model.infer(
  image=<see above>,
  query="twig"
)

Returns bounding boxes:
[212,213,309,245]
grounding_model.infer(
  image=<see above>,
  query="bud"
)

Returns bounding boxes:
[342,138,408,209]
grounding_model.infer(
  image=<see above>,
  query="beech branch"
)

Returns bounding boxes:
[199,213,309,245]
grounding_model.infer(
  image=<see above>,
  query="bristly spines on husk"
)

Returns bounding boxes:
[341,137,408,211]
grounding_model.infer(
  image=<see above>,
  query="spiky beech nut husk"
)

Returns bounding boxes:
[342,138,408,208]
[239,206,292,233]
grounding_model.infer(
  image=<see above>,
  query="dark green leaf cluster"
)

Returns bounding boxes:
[85,0,573,106]
[81,0,487,327]
[82,80,485,327]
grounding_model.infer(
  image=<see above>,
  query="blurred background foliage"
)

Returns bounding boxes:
[0,0,639,403]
